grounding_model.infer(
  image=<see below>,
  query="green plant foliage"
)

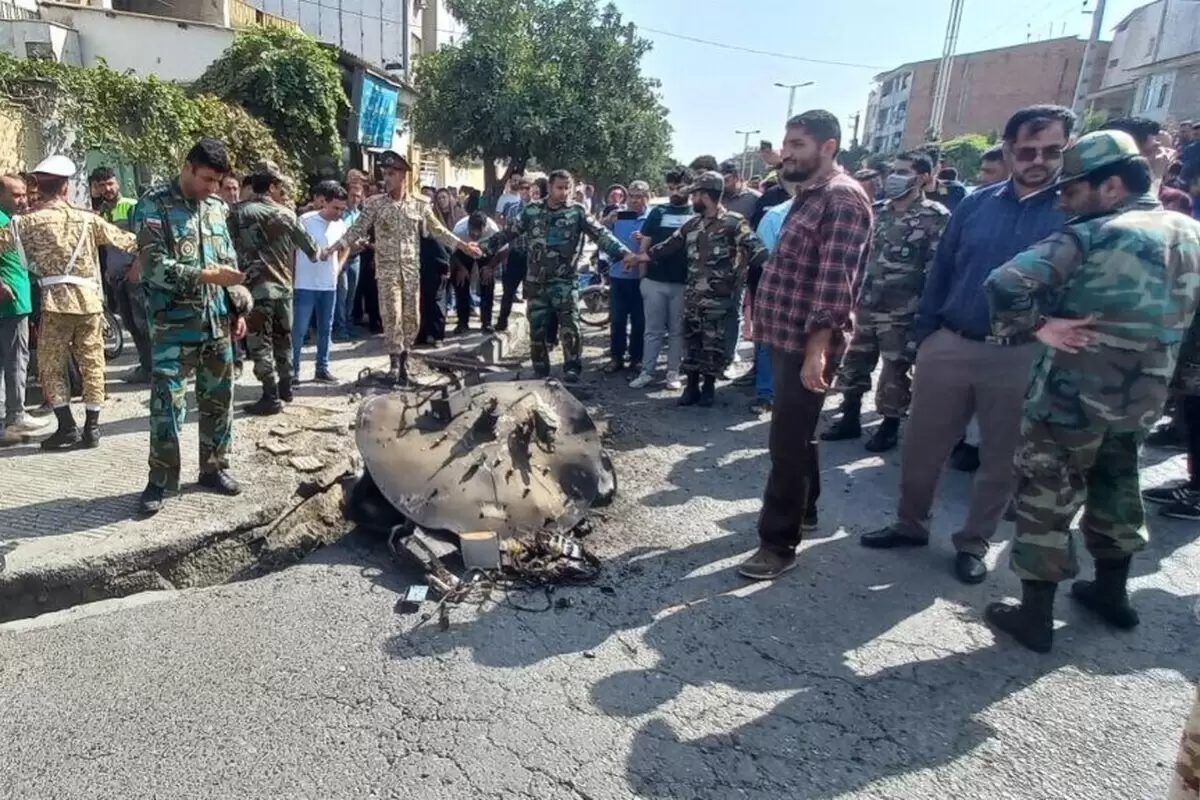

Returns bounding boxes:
[0,52,291,178]
[412,0,672,205]
[940,133,991,180]
[194,26,347,171]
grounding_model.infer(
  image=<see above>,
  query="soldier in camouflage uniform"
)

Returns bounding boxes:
[982,130,1200,653]
[227,160,321,415]
[330,151,474,385]
[628,171,768,406]
[479,169,630,383]
[0,155,137,450]
[131,139,249,516]
[823,152,949,452]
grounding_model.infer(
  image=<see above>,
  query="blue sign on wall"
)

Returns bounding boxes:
[351,69,400,149]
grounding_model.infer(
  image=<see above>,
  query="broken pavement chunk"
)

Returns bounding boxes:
[289,455,324,472]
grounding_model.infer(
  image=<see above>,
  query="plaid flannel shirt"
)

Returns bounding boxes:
[752,170,873,362]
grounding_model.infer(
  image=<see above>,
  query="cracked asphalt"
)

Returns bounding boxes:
[1,354,1198,800]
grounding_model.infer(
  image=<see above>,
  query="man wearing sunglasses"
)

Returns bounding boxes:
[861,105,1075,586]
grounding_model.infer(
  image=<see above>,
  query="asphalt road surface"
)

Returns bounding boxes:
[1,366,1197,800]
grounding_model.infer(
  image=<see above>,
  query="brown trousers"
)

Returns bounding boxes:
[895,328,1038,556]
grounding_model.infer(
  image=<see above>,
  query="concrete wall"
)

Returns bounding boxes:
[39,2,233,82]
[0,103,45,174]
[113,0,227,27]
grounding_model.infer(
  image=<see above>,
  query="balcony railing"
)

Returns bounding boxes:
[230,0,297,32]
[0,1,39,21]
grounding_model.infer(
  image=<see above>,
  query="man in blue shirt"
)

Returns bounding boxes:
[749,191,793,414]
[862,105,1076,585]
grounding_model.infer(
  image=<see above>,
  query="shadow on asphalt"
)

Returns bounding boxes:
[0,492,145,537]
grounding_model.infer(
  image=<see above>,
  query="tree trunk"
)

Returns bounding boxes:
[483,157,501,213]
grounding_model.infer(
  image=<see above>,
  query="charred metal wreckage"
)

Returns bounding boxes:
[346,355,617,625]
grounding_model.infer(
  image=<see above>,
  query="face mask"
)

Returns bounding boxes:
[884,173,913,199]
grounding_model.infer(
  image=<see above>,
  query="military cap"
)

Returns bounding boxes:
[32,154,76,178]
[249,160,285,181]
[685,171,726,193]
[628,179,651,194]
[718,160,741,176]
[1050,129,1140,189]
[378,150,411,170]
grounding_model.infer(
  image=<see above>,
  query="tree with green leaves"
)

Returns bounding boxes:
[940,133,991,181]
[194,26,346,173]
[411,0,672,208]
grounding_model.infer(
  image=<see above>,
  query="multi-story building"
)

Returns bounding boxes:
[1087,0,1200,124]
[863,37,1105,153]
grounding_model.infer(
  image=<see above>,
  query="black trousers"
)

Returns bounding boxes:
[417,266,447,343]
[454,269,495,330]
[499,250,527,327]
[1183,394,1200,486]
[758,347,827,552]
[354,250,382,332]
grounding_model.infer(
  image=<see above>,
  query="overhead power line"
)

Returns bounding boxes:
[634,25,886,70]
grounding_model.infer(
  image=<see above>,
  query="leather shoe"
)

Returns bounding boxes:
[954,552,987,584]
[860,525,928,549]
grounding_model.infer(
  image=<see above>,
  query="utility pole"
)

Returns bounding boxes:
[929,0,965,142]
[849,112,862,149]
[774,80,814,120]
[1071,0,1108,113]
[735,129,760,179]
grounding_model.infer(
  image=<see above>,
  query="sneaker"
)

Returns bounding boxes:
[1161,499,1200,521]
[749,398,773,415]
[665,372,683,391]
[313,369,339,384]
[737,547,798,580]
[629,372,654,389]
[602,360,625,374]
[1142,483,1199,506]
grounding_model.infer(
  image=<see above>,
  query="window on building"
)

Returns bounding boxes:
[890,132,902,150]
[881,78,894,97]
[901,73,910,90]
[411,33,422,61]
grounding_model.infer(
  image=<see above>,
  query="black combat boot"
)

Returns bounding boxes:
[81,409,101,449]
[678,372,701,406]
[864,416,900,453]
[386,354,402,385]
[1071,557,1139,630]
[198,469,243,496]
[396,351,412,386]
[533,362,551,379]
[40,406,81,451]
[821,393,861,441]
[563,360,582,384]
[985,580,1057,653]
[278,375,294,403]
[697,374,716,407]
[139,482,165,516]
[243,377,283,416]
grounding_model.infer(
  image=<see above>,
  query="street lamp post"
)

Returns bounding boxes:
[734,129,760,180]
[774,80,815,120]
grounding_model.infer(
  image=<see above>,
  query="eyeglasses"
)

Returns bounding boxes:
[1011,145,1064,163]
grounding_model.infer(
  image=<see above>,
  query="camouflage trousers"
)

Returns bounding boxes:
[39,311,105,407]
[1170,684,1200,800]
[245,296,293,385]
[149,335,234,490]
[831,318,913,417]
[377,263,418,354]
[527,279,581,371]
[680,296,739,377]
[1009,418,1148,583]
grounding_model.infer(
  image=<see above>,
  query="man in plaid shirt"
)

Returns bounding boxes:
[739,109,875,581]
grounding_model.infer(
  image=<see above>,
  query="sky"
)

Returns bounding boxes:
[608,0,1149,161]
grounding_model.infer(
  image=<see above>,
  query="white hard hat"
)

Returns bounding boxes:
[31,154,77,178]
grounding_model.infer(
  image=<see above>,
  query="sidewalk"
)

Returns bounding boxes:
[0,307,529,621]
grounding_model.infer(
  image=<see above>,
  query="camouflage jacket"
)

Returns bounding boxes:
[227,196,320,300]
[333,192,461,274]
[985,193,1200,432]
[132,180,236,344]
[857,197,949,318]
[647,210,768,307]
[479,200,629,284]
[0,201,136,315]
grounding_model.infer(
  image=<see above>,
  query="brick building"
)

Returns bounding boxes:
[863,37,1108,153]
